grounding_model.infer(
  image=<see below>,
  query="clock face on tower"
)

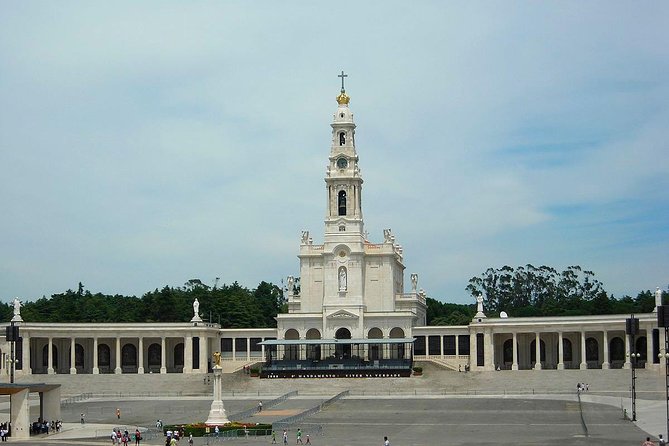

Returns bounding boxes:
[337,157,348,169]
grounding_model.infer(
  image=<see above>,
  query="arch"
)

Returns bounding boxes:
[368,327,383,361]
[610,337,625,362]
[339,131,346,145]
[121,343,137,367]
[148,343,161,367]
[41,345,58,368]
[389,327,405,359]
[98,344,111,368]
[338,190,347,216]
[389,327,405,338]
[585,337,599,362]
[174,343,184,368]
[284,329,300,361]
[530,339,546,363]
[75,343,84,368]
[562,338,573,362]
[503,339,513,364]
[635,337,647,361]
[306,329,321,360]
[335,327,351,359]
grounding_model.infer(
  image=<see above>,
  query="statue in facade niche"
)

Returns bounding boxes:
[339,267,347,291]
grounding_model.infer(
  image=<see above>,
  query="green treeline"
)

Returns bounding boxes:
[2,266,665,327]
[1,280,285,328]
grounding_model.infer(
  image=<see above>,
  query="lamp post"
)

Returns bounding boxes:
[657,305,669,439]
[626,315,640,421]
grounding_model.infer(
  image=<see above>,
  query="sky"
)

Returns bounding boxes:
[1,2,668,305]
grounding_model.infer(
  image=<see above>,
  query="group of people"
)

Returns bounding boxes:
[165,427,193,445]
[642,434,666,445]
[274,428,311,445]
[30,419,61,435]
[0,422,9,441]
[110,428,141,446]
[576,382,590,392]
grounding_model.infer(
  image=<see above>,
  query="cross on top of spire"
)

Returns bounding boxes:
[338,70,348,93]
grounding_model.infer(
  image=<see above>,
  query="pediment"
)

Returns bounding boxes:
[326,309,359,319]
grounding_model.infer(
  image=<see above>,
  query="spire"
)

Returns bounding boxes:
[336,70,350,105]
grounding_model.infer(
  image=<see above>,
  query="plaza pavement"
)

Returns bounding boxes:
[3,362,668,445]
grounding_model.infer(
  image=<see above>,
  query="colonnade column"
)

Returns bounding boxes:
[484,330,493,371]
[114,337,122,374]
[21,335,31,375]
[579,331,587,370]
[646,328,653,368]
[69,338,76,374]
[623,333,631,369]
[160,337,167,374]
[246,337,251,362]
[232,338,236,361]
[557,332,564,370]
[534,333,542,370]
[440,336,444,358]
[261,338,265,360]
[184,336,193,373]
[199,335,208,371]
[602,331,610,369]
[455,335,459,356]
[47,338,54,374]
[138,337,144,374]
[92,337,99,374]
[512,332,518,370]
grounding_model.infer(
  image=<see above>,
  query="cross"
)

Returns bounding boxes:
[338,70,348,92]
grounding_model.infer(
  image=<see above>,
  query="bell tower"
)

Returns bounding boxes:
[325,71,364,239]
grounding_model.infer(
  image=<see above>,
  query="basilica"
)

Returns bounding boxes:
[1,78,666,381]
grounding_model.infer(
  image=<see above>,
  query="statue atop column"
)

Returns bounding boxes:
[191,298,202,323]
[11,297,23,322]
[206,351,229,425]
[410,273,418,293]
[474,293,486,319]
[655,287,663,312]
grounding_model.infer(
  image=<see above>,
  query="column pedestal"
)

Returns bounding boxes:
[205,366,229,426]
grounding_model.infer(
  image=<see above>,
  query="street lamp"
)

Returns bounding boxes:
[656,305,669,439]
[626,315,640,421]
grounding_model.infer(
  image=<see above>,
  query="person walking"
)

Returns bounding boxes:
[642,437,655,446]
[659,434,666,446]
[134,429,141,445]
[258,400,263,412]
[283,429,288,445]
[116,408,121,420]
[80,413,85,424]
[305,434,311,445]
[272,430,277,444]
[384,436,390,446]
[296,428,303,444]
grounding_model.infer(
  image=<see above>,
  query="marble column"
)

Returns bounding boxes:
[455,335,459,356]
[160,337,167,374]
[200,335,208,371]
[512,332,518,370]
[114,337,122,374]
[93,337,99,374]
[246,337,251,361]
[440,335,444,358]
[138,337,144,374]
[184,336,193,373]
[534,332,542,370]
[47,338,54,374]
[21,335,31,375]
[557,332,564,370]
[232,337,236,361]
[579,331,587,370]
[602,331,610,369]
[69,338,77,374]
[646,328,653,368]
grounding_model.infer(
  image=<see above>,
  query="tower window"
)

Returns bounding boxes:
[339,225,345,232]
[338,190,347,216]
[339,132,346,145]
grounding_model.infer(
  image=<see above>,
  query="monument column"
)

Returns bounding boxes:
[206,353,229,425]
[138,337,144,374]
[534,332,542,370]
[579,331,587,370]
[602,330,610,369]
[160,337,167,374]
[69,338,77,374]
[623,333,631,369]
[184,336,193,373]
[47,338,54,374]
[93,337,99,374]
[114,337,122,374]
[557,332,564,370]
[512,332,518,370]
[199,335,208,371]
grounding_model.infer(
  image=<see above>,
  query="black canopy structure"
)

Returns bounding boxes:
[258,338,415,378]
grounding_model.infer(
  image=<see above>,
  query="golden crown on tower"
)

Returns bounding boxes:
[336,91,350,105]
